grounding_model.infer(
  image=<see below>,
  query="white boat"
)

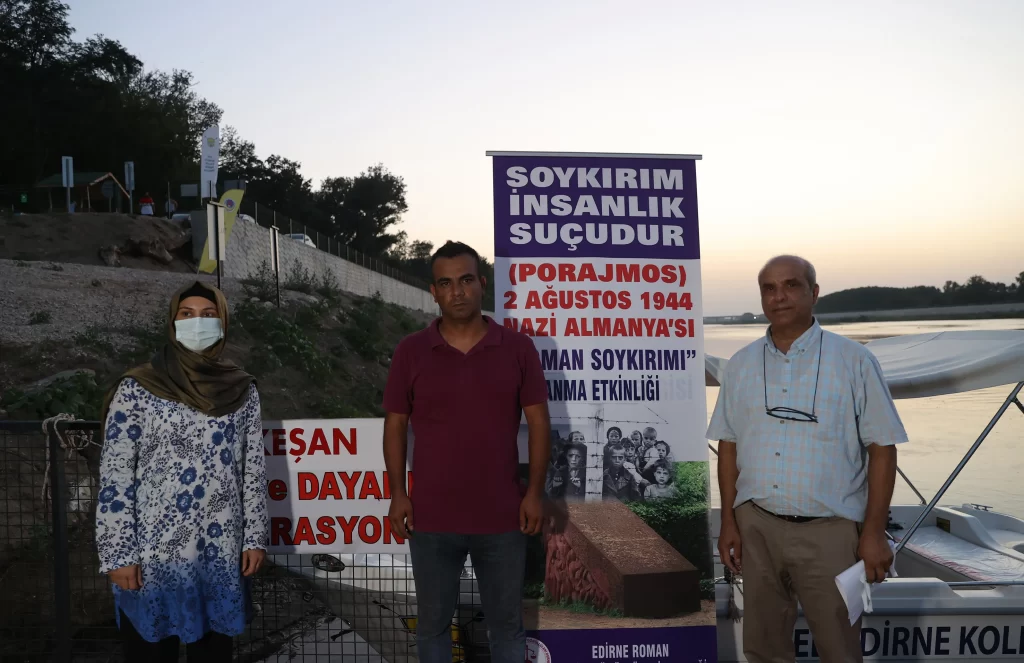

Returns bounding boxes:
[706,330,1024,661]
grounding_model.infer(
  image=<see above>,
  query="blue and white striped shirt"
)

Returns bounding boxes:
[706,319,908,521]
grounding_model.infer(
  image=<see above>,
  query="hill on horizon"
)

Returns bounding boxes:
[816,275,1023,313]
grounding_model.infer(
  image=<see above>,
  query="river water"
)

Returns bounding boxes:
[704,319,1024,516]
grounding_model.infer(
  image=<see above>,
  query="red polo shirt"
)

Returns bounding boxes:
[382,316,548,534]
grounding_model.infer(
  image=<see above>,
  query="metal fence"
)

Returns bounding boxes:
[157,181,430,292]
[239,200,430,292]
[0,420,491,662]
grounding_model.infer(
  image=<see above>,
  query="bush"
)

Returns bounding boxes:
[315,269,342,303]
[74,326,115,355]
[0,371,105,420]
[294,299,329,332]
[626,461,715,598]
[235,300,330,378]
[340,294,390,362]
[28,310,52,325]
[284,262,316,294]
[241,261,277,302]
[386,302,421,335]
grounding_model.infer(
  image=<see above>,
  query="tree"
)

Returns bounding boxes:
[0,0,73,71]
[331,164,408,255]
[0,1,223,195]
[818,272,1022,312]
[0,0,429,276]
[219,126,264,182]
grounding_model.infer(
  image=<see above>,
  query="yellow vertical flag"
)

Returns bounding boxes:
[198,189,245,274]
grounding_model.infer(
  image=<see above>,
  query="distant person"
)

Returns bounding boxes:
[139,192,155,216]
[383,240,550,663]
[707,254,908,663]
[95,280,268,662]
[165,197,178,218]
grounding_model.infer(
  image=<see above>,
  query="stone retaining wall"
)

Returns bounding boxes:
[223,220,438,315]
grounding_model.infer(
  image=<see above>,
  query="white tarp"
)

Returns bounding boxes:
[704,330,1024,399]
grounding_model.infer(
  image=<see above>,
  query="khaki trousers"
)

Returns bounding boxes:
[735,501,863,663]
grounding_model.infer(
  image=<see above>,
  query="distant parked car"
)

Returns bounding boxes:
[287,233,317,248]
[236,213,256,225]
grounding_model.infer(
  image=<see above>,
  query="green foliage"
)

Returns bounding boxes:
[74,326,115,355]
[817,270,1024,313]
[0,371,104,420]
[28,310,51,325]
[72,315,163,364]
[523,583,545,600]
[626,461,715,599]
[315,269,341,303]
[241,261,277,302]
[123,316,166,365]
[312,381,382,419]
[340,294,391,363]
[537,595,623,617]
[294,299,330,331]
[234,300,330,378]
[284,262,316,294]
[386,302,421,335]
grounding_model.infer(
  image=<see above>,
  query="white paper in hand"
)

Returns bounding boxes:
[835,541,898,625]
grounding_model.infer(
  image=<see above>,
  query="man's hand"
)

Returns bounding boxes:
[242,549,266,577]
[858,530,893,583]
[520,492,543,536]
[718,520,743,575]
[389,494,414,539]
[108,564,142,591]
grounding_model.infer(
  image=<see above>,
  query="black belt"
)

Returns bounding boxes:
[753,502,822,524]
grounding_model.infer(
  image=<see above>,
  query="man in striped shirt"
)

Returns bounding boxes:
[707,255,908,663]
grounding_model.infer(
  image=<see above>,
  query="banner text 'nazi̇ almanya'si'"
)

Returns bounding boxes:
[489,151,716,663]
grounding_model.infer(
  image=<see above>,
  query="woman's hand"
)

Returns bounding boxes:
[108,565,143,591]
[241,549,266,577]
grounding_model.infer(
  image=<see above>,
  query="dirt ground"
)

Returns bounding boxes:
[523,599,716,629]
[0,212,195,272]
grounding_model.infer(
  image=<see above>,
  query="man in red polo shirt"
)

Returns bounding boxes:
[383,240,550,663]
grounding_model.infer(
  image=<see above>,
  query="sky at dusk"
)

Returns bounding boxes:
[68,0,1023,315]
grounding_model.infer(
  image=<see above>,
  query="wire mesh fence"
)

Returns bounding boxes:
[152,181,431,292]
[1,421,60,661]
[0,421,492,662]
[239,200,430,292]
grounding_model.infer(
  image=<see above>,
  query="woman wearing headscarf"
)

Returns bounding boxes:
[95,280,268,661]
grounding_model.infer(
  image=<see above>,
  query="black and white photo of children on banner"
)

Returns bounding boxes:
[543,423,678,504]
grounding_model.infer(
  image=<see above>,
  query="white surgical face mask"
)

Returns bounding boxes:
[174,317,223,352]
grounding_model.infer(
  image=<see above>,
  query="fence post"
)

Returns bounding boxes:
[47,420,72,662]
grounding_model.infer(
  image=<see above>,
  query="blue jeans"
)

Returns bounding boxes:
[408,530,527,663]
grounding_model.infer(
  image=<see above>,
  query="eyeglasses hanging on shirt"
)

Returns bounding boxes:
[763,330,824,423]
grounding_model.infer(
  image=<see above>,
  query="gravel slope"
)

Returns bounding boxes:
[0,258,248,345]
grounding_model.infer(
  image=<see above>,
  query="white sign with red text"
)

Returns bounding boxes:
[262,418,412,554]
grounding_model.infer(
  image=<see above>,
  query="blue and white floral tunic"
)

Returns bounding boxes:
[96,377,269,643]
